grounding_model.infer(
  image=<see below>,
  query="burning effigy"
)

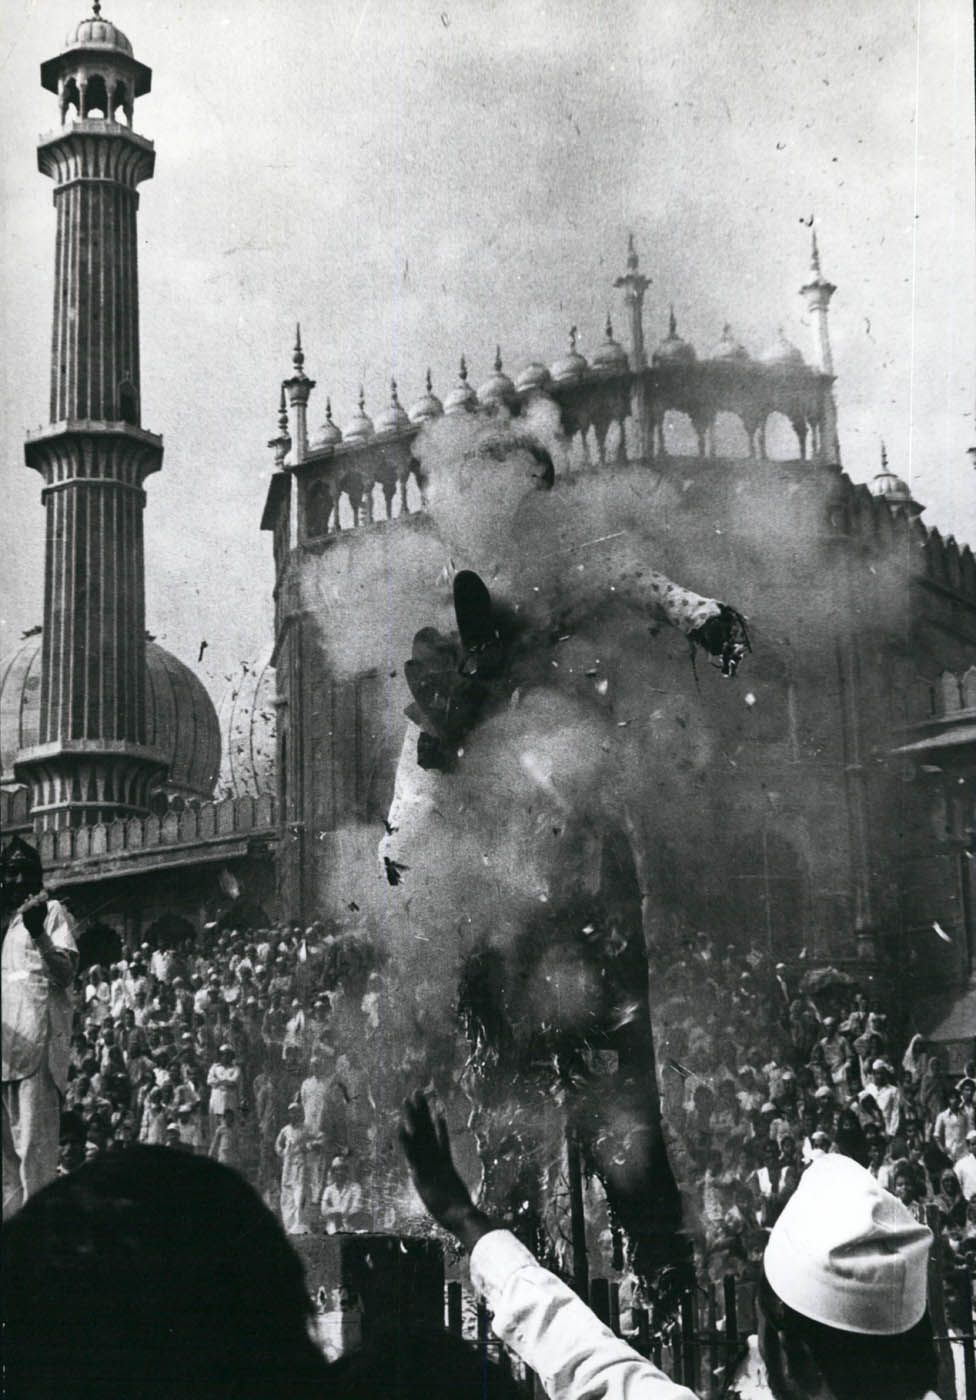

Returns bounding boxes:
[372,409,751,1287]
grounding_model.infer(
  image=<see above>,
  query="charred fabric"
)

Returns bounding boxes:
[385,428,751,1289]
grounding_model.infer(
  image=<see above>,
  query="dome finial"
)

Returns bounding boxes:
[426,367,433,392]
[358,385,366,412]
[668,305,677,338]
[92,0,102,14]
[604,309,613,339]
[459,355,469,383]
[390,376,399,402]
[880,439,888,471]
[326,397,334,423]
[494,345,503,373]
[569,324,578,353]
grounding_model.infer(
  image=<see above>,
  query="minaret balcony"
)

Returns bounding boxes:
[25,422,163,489]
[37,122,155,188]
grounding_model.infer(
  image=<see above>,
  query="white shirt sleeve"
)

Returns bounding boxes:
[469,1231,698,1400]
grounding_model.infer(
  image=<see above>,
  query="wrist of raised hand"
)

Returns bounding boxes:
[444,1202,497,1252]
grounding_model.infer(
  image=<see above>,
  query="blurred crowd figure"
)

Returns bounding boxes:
[651,932,975,1340]
[52,918,975,1304]
[58,921,409,1239]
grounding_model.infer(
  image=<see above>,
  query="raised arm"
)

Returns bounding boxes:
[399,1092,696,1400]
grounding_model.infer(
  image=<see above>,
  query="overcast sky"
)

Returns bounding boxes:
[1,0,973,708]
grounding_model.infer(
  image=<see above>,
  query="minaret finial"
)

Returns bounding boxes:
[626,232,639,271]
[494,345,502,372]
[811,229,821,274]
[292,323,305,374]
[668,304,677,338]
[277,383,288,433]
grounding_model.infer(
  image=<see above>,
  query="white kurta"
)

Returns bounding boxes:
[3,899,77,1090]
[470,1230,697,1400]
[275,1124,309,1234]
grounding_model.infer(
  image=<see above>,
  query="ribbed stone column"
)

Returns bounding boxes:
[16,16,165,829]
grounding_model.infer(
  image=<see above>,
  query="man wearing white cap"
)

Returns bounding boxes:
[401,1091,940,1400]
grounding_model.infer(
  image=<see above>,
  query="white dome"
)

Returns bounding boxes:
[590,315,628,371]
[444,357,478,415]
[551,328,588,383]
[343,389,374,444]
[477,348,517,406]
[374,380,411,436]
[408,370,444,424]
[709,324,750,361]
[310,398,343,450]
[758,329,804,368]
[515,362,552,393]
[1,633,221,799]
[652,308,697,367]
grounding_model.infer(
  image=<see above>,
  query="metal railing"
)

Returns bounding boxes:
[446,1254,976,1399]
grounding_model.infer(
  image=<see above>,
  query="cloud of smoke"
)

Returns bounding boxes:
[295,396,911,1254]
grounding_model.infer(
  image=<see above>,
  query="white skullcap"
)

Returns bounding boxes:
[764,1155,932,1336]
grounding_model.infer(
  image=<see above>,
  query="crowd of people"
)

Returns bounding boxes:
[61,922,393,1236]
[62,920,976,1303]
[6,841,975,1399]
[651,933,976,1331]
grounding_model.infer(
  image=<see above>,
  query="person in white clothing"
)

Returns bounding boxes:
[2,838,78,1219]
[955,1129,976,1201]
[934,1090,970,1163]
[320,1154,364,1233]
[400,1090,940,1400]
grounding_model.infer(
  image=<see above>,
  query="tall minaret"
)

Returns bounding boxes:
[613,233,650,371]
[799,229,841,465]
[614,234,652,459]
[16,5,165,829]
[799,230,837,375]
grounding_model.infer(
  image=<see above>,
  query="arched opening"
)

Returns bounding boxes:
[711,411,751,458]
[60,77,80,122]
[118,379,138,425]
[660,409,698,456]
[304,478,334,539]
[111,79,128,122]
[215,901,271,933]
[143,912,197,950]
[83,74,109,118]
[77,921,122,973]
[764,410,801,461]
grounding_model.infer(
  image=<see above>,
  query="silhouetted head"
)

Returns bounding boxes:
[0,835,43,909]
[3,1146,330,1400]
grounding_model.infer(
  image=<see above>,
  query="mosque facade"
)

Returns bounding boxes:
[262,237,976,1047]
[1,8,973,1049]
